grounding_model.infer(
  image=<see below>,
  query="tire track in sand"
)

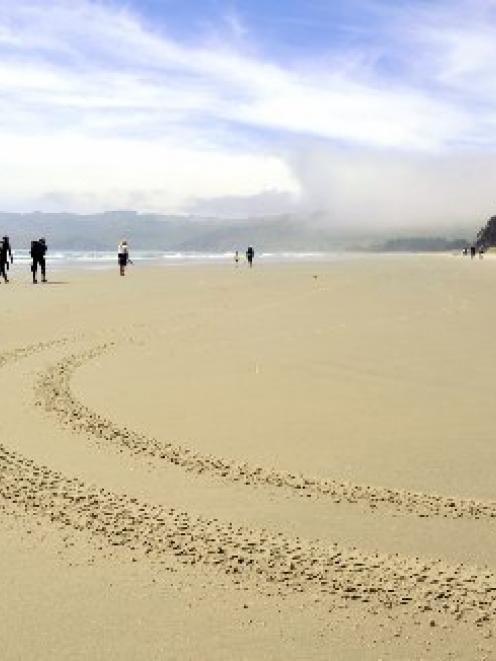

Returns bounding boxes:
[0,338,69,367]
[36,343,496,522]
[2,441,496,626]
[2,340,496,627]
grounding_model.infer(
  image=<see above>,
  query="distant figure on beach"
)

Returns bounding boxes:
[479,246,485,259]
[0,235,13,283]
[246,245,254,268]
[462,247,468,256]
[31,237,47,284]
[470,246,476,259]
[118,239,130,276]
[234,250,239,267]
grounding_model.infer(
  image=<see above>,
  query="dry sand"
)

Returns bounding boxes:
[2,254,496,659]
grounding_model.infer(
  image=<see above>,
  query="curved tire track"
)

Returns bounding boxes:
[36,343,496,522]
[0,338,69,366]
[2,443,496,625]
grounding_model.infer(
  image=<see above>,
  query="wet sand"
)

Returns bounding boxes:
[1,254,496,659]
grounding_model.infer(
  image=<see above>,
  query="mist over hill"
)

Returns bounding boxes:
[0,211,474,252]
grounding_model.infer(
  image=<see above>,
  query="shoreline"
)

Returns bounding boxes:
[0,248,475,277]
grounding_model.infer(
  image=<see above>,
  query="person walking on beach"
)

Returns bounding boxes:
[0,236,13,283]
[31,237,47,284]
[470,245,476,259]
[246,245,254,268]
[234,250,240,267]
[118,239,131,276]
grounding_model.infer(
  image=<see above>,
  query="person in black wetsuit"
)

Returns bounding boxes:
[31,237,47,284]
[0,236,13,283]
[246,245,254,268]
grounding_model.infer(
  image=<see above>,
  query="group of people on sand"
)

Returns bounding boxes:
[0,236,255,282]
[463,246,485,259]
[0,236,47,284]
[119,241,256,277]
[234,246,255,268]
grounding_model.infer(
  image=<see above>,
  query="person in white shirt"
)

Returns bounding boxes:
[118,239,130,276]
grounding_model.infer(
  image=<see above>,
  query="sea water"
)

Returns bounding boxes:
[10,250,349,270]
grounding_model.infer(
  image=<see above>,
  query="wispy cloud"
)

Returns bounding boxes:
[0,0,472,149]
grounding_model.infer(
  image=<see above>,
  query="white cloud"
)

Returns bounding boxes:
[0,133,297,212]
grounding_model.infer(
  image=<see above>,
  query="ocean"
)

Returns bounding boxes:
[10,250,349,270]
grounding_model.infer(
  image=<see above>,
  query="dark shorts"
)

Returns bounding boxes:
[32,257,45,270]
[118,254,128,266]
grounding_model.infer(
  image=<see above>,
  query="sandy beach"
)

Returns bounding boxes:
[2,254,496,659]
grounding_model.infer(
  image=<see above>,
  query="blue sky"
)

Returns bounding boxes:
[119,0,380,58]
[1,0,496,227]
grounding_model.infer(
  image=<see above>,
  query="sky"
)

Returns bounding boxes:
[1,0,496,230]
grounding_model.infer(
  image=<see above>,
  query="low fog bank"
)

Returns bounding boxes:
[287,147,496,233]
[0,210,478,252]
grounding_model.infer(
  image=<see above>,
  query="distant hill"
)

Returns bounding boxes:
[373,237,469,252]
[0,211,473,253]
[0,212,350,251]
